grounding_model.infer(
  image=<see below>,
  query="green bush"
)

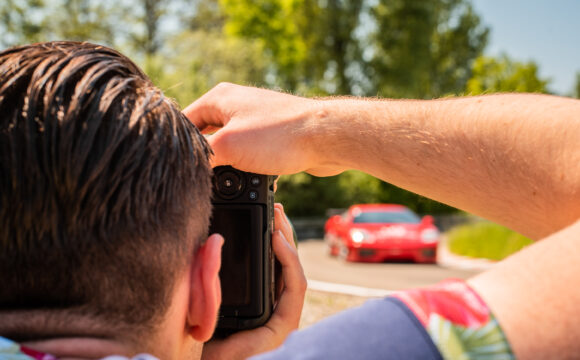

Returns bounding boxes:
[447,222,533,261]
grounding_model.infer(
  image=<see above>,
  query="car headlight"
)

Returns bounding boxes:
[420,229,439,244]
[350,229,374,244]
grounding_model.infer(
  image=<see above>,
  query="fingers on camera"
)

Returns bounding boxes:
[274,205,294,248]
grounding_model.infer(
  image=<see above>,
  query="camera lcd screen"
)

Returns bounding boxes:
[210,205,264,316]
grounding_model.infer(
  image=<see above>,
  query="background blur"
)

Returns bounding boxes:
[2,0,578,259]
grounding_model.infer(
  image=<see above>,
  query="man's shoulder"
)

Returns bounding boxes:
[0,337,159,360]
[250,297,442,360]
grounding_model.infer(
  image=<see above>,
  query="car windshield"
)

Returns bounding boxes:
[352,210,421,224]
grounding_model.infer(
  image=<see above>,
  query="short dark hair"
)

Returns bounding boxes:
[0,42,212,338]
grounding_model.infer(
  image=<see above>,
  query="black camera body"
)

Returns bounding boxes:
[209,166,277,337]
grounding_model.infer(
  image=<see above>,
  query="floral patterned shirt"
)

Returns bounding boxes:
[393,278,514,360]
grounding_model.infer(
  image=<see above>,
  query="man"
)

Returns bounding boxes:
[186,83,580,359]
[0,42,306,359]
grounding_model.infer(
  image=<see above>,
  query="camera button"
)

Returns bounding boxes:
[250,176,261,186]
[249,190,259,201]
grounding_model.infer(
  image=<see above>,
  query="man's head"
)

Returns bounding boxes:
[0,41,214,348]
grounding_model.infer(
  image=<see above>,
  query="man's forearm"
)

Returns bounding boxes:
[187,84,580,238]
[313,94,580,239]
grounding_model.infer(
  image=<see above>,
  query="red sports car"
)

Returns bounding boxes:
[324,204,439,263]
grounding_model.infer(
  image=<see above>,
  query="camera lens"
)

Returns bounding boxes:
[216,170,244,198]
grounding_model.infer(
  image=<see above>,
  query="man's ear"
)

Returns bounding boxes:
[187,233,223,342]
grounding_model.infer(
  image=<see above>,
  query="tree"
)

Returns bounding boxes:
[218,0,376,94]
[157,29,268,107]
[466,54,550,94]
[1,0,134,52]
[0,0,46,48]
[51,0,119,44]
[137,0,163,56]
[306,0,364,95]
[370,0,488,98]
[219,0,488,97]
[217,0,369,95]
[219,0,314,91]
[186,0,225,32]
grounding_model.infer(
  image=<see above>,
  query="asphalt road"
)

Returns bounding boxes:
[298,239,481,291]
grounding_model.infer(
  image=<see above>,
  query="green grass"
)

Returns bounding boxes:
[446,222,533,261]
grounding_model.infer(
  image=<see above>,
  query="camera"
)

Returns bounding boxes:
[209,165,278,337]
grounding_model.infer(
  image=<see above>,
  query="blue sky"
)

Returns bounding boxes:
[472,0,580,95]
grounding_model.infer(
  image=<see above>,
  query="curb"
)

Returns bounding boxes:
[436,236,496,271]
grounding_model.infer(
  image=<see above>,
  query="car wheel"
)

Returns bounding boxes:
[325,235,338,257]
[328,244,338,257]
[338,242,351,262]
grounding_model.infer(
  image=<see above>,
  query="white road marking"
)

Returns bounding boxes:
[307,279,394,298]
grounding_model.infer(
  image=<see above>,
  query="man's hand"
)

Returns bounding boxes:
[183,83,345,177]
[201,203,307,360]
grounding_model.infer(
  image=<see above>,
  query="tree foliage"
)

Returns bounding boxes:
[0,0,46,47]
[52,0,116,43]
[158,30,267,107]
[219,0,488,97]
[219,0,328,92]
[466,55,549,94]
[370,0,488,98]
[277,171,457,217]
[132,0,165,56]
